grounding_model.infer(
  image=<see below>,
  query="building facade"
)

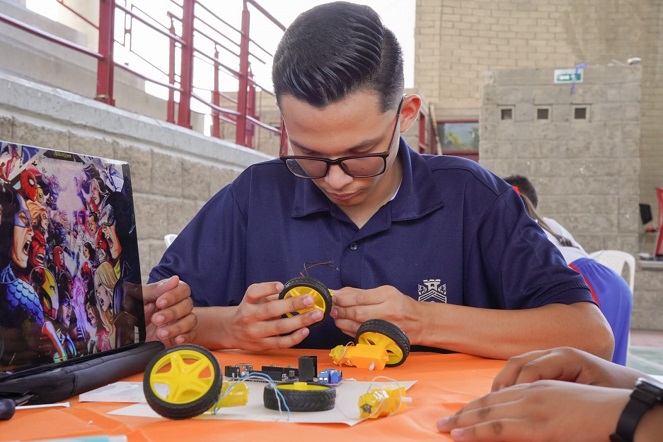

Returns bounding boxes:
[0,0,661,329]
[415,0,663,329]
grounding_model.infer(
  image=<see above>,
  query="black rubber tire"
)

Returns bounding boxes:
[278,276,332,324]
[143,344,222,420]
[263,382,336,412]
[356,319,411,367]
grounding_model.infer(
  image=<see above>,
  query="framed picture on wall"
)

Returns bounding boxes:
[436,120,479,161]
[437,120,480,153]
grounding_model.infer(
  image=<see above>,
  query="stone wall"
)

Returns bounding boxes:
[415,0,663,213]
[635,262,663,331]
[415,0,663,331]
[481,65,641,252]
[479,64,663,330]
[0,71,273,284]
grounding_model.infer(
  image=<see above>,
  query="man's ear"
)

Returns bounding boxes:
[399,95,422,134]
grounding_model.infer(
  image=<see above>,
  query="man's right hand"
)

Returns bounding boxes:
[199,281,325,352]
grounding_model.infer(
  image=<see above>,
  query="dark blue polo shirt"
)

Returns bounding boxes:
[149,139,592,349]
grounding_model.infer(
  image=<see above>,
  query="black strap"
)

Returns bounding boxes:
[609,391,656,442]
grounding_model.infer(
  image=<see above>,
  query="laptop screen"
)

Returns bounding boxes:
[0,141,145,373]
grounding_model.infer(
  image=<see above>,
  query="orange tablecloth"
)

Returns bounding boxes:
[2,349,505,442]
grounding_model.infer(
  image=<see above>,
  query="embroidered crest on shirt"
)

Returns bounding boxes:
[417,279,447,303]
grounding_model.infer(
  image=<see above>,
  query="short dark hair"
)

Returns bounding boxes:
[503,174,539,209]
[272,1,404,112]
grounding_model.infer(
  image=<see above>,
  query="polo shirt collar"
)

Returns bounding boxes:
[290,138,445,222]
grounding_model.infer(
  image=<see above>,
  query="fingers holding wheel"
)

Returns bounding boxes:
[356,319,411,367]
[263,382,336,412]
[279,276,332,324]
[143,344,222,419]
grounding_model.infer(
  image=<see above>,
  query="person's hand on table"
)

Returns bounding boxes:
[330,285,419,339]
[143,275,196,347]
[491,346,644,391]
[437,379,630,441]
[437,347,657,441]
[221,282,325,351]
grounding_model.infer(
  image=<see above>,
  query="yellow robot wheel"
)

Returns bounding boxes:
[143,344,222,419]
[279,276,332,324]
[356,319,411,367]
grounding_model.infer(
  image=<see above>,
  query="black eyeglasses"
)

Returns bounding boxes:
[280,97,404,179]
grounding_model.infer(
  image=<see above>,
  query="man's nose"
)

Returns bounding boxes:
[324,163,353,188]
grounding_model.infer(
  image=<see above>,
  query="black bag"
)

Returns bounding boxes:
[0,341,164,404]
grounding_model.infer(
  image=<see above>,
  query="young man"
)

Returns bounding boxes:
[148,2,613,359]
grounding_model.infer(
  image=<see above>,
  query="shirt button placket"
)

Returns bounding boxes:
[340,241,362,287]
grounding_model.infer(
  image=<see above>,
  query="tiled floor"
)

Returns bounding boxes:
[628,329,663,375]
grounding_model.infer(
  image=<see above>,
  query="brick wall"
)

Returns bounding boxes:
[480,66,662,331]
[480,65,641,252]
[415,0,663,330]
[0,71,272,284]
[415,0,663,209]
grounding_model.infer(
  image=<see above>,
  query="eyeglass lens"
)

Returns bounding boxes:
[286,156,386,179]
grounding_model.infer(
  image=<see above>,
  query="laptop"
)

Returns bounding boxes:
[0,141,162,399]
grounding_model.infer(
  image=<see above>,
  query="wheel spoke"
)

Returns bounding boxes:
[383,343,404,364]
[286,287,324,312]
[150,352,216,403]
[358,331,404,364]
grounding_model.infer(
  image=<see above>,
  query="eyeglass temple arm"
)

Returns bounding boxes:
[279,115,289,156]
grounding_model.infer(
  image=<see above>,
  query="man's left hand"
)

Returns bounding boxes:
[330,285,418,339]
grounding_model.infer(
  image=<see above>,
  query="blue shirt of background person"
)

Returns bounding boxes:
[504,174,631,365]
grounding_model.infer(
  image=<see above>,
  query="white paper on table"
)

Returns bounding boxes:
[106,379,416,426]
[79,382,148,403]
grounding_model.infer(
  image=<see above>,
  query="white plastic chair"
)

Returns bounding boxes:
[164,233,178,247]
[588,250,635,293]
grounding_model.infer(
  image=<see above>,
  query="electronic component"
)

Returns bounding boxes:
[317,368,342,385]
[299,356,317,382]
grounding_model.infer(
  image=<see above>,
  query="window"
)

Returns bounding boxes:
[537,107,550,120]
[574,106,588,120]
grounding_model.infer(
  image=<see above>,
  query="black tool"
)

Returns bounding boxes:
[0,398,70,420]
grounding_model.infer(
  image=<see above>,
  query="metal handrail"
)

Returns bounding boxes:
[4,1,437,154]
[0,12,101,59]
[2,0,284,150]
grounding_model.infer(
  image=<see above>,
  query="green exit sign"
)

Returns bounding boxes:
[554,68,583,84]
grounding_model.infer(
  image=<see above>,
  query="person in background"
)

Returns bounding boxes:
[437,346,663,441]
[504,174,632,365]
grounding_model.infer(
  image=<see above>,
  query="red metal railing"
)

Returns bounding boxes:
[2,0,284,149]
[115,0,284,147]
[3,0,437,154]
[0,10,101,59]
